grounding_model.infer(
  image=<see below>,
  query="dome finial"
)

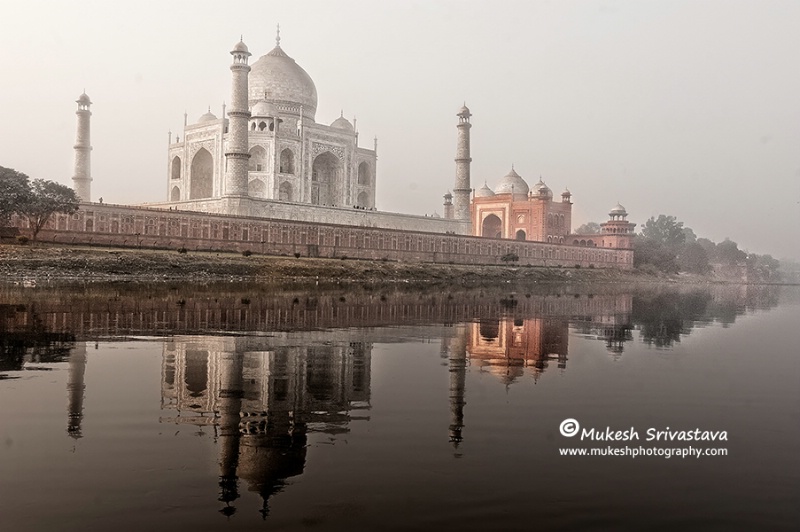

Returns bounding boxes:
[276,23,281,46]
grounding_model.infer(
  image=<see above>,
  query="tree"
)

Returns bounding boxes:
[677,242,711,274]
[18,179,80,241]
[0,166,31,226]
[715,238,747,266]
[640,215,686,249]
[575,222,601,234]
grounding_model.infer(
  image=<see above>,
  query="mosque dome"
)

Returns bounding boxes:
[198,110,218,123]
[457,104,471,117]
[249,43,318,121]
[531,178,553,199]
[251,100,278,118]
[331,114,354,131]
[494,168,529,196]
[77,92,91,104]
[475,182,495,198]
[609,203,627,216]
[232,40,249,54]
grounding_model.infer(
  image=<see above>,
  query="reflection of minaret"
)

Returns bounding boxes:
[448,325,468,447]
[66,342,88,439]
[218,351,244,516]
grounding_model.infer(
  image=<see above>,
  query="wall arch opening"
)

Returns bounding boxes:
[189,148,213,199]
[170,186,180,201]
[279,181,293,202]
[248,145,267,172]
[311,151,342,206]
[357,162,370,185]
[280,148,295,174]
[171,156,181,180]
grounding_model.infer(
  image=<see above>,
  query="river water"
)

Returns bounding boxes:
[1,282,798,531]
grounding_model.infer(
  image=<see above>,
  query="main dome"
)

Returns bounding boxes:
[249,44,318,121]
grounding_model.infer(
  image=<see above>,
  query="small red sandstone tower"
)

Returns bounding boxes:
[599,204,636,248]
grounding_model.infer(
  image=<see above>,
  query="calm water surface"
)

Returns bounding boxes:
[1,283,798,531]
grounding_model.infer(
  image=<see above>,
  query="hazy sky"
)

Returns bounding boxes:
[2,0,799,260]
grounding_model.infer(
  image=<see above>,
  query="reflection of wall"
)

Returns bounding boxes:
[468,318,568,384]
[159,335,371,516]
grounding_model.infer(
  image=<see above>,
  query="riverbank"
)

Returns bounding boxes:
[0,243,739,285]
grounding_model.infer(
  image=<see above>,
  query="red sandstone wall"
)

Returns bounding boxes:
[11,203,633,269]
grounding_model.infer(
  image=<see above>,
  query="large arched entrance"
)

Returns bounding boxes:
[515,229,526,241]
[481,214,502,239]
[189,148,213,199]
[311,151,342,206]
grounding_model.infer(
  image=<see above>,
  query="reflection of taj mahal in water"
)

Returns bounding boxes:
[152,305,633,515]
[159,335,371,516]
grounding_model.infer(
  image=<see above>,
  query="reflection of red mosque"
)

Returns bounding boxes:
[468,318,568,385]
[160,336,370,517]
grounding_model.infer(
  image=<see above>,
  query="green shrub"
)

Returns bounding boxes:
[177,247,188,254]
[16,235,29,245]
[242,249,253,257]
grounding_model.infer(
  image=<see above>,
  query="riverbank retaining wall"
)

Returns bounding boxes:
[11,202,634,269]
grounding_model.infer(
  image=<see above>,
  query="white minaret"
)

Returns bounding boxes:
[453,104,472,222]
[224,39,251,196]
[72,92,92,202]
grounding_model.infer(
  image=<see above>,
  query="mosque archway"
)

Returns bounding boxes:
[481,214,502,239]
[171,156,181,180]
[311,151,342,206]
[170,186,181,201]
[189,148,213,199]
[515,229,526,241]
[356,191,368,208]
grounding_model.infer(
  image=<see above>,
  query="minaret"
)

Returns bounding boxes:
[224,39,252,196]
[72,92,92,202]
[453,104,472,221]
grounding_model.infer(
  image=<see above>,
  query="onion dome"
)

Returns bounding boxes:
[232,40,249,54]
[609,203,627,216]
[197,108,218,123]
[331,112,354,131]
[249,40,318,120]
[562,187,571,197]
[251,100,279,118]
[531,177,553,199]
[475,182,495,198]
[76,92,91,104]
[494,167,529,196]
[457,104,471,118]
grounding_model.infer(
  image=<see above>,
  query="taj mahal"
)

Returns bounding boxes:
[39,29,636,269]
